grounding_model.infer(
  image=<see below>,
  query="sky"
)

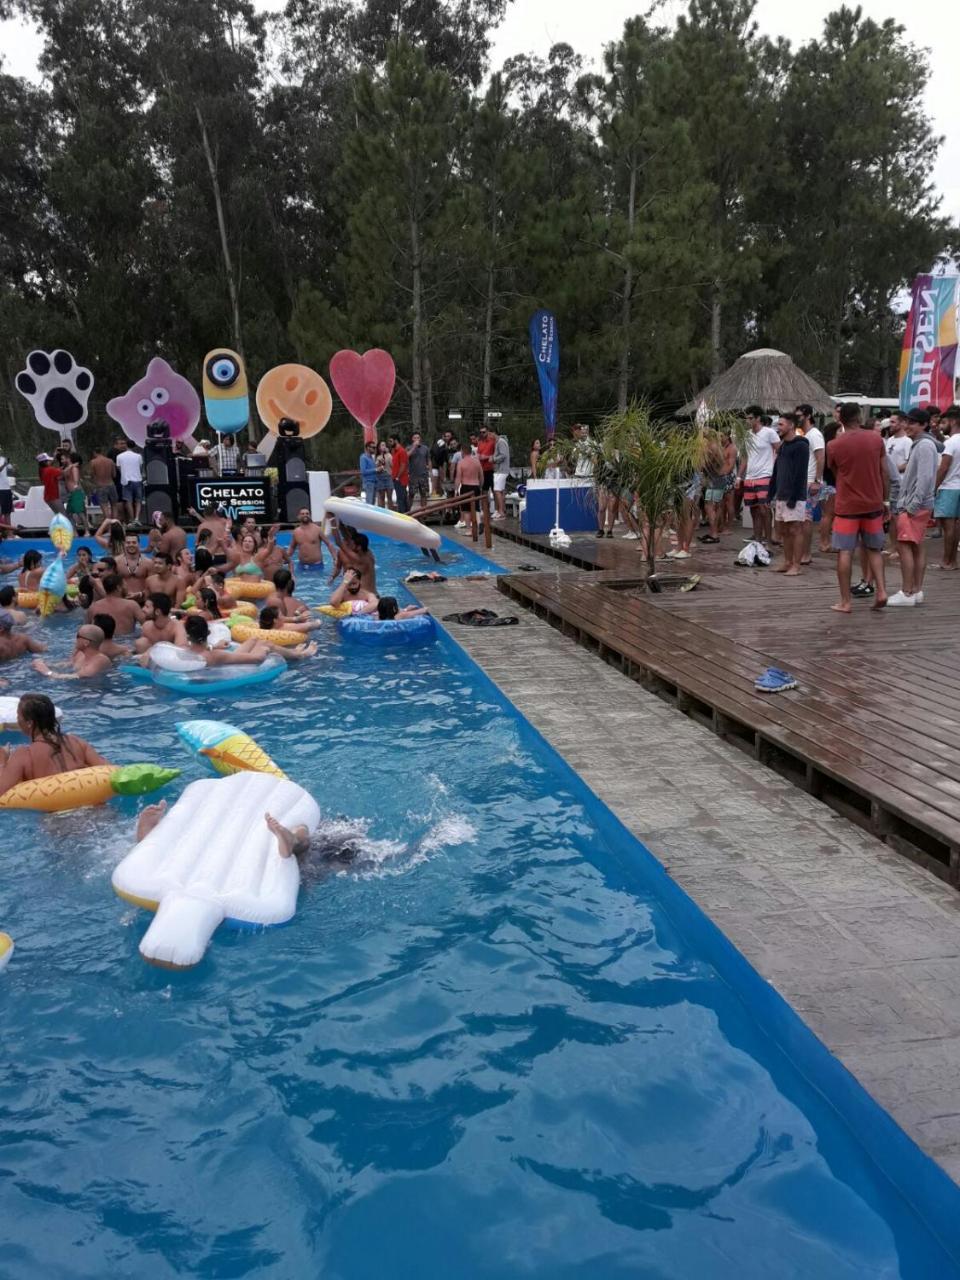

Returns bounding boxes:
[1,0,956,218]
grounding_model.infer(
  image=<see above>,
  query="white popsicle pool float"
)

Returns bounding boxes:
[112,771,319,969]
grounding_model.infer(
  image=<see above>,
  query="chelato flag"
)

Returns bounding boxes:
[899,274,959,410]
[529,309,559,440]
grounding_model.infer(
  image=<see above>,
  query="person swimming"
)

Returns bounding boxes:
[0,694,109,797]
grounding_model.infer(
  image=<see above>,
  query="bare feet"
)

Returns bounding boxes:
[774,563,789,573]
[871,595,888,610]
[799,558,812,565]
[784,567,801,576]
[830,602,852,613]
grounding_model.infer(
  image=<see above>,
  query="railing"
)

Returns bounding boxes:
[409,491,493,551]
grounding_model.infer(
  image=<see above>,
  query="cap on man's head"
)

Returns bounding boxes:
[36,452,53,463]
[906,408,930,425]
[0,610,13,632]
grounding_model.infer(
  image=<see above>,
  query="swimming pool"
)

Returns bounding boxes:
[2,534,959,1278]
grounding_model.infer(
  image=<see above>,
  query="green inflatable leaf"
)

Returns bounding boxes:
[111,763,182,796]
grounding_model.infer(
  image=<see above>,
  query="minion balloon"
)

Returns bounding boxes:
[202,348,249,435]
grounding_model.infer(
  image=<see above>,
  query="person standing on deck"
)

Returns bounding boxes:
[795,405,824,566]
[492,430,510,521]
[453,443,484,530]
[476,425,496,514]
[933,406,960,571]
[736,407,779,545]
[771,414,809,576]
[889,410,938,606]
[359,441,377,505]
[389,436,409,513]
[407,433,431,509]
[826,403,888,613]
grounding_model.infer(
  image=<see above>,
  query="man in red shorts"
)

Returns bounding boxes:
[736,407,780,543]
[826,403,888,613]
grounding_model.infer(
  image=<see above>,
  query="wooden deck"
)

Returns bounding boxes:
[495,522,960,884]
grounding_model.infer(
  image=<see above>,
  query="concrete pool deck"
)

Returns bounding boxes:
[418,528,960,1182]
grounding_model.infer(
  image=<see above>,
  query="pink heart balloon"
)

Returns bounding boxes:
[329,349,396,444]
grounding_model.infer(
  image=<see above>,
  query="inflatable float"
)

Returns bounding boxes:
[227,622,305,648]
[0,762,180,813]
[176,719,285,778]
[16,591,39,610]
[323,495,441,551]
[124,642,287,694]
[0,932,12,973]
[339,615,436,647]
[221,600,257,618]
[112,771,320,968]
[0,697,63,731]
[224,577,272,600]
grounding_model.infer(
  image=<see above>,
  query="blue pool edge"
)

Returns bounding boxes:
[422,597,960,1266]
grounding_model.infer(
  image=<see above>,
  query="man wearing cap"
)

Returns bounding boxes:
[934,406,960,571]
[32,623,113,679]
[889,409,938,606]
[38,453,64,515]
[0,610,47,664]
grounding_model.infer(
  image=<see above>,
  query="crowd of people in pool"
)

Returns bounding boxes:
[0,505,429,812]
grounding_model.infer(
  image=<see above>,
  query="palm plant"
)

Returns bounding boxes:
[542,403,747,578]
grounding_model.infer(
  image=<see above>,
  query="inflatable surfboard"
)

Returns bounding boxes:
[323,496,441,551]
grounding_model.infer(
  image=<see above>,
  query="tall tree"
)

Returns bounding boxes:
[759,6,954,391]
[660,0,782,377]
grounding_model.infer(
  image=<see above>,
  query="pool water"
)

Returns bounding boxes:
[1,536,959,1279]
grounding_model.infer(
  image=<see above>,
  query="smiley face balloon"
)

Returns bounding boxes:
[255,364,332,439]
[202,348,249,435]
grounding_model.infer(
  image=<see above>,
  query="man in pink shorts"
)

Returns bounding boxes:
[889,409,938,606]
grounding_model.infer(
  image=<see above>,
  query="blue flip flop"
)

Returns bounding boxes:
[755,668,797,693]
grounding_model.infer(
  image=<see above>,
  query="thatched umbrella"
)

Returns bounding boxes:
[680,348,834,417]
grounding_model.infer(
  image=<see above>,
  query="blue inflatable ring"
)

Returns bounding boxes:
[338,615,436,647]
[122,654,287,693]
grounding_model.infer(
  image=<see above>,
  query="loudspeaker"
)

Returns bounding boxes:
[144,440,178,522]
[273,437,309,522]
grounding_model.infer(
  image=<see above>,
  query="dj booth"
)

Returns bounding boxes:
[143,434,312,524]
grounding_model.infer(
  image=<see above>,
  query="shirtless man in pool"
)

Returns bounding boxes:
[291,508,335,571]
[0,610,46,664]
[88,573,144,636]
[135,593,186,652]
[327,570,378,616]
[33,624,114,680]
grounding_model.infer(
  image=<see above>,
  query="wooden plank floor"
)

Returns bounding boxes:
[496,521,960,883]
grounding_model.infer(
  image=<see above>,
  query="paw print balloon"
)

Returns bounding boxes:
[106,357,201,447]
[255,364,332,439]
[15,350,94,435]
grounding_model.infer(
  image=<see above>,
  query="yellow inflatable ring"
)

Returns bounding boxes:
[17,591,39,609]
[220,600,257,618]
[316,603,351,619]
[229,624,304,648]
[0,765,118,812]
[225,577,271,600]
[0,931,13,972]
